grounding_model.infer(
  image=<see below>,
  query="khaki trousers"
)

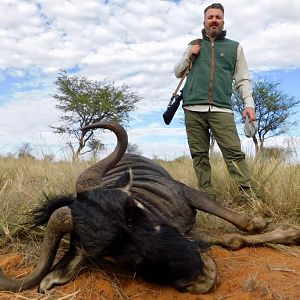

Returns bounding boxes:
[184,109,252,199]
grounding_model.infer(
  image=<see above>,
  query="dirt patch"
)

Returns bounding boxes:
[0,247,300,299]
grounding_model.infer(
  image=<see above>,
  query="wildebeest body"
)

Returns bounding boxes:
[101,154,197,232]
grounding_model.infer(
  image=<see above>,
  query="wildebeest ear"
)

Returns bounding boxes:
[115,168,133,194]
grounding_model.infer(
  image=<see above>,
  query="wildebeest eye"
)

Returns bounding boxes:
[127,217,132,228]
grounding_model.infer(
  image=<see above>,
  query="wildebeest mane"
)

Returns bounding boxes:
[27,195,75,229]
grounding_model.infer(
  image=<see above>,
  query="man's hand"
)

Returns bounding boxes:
[243,107,256,121]
[188,44,201,58]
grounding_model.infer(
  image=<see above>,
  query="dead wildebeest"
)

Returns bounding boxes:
[1,121,300,294]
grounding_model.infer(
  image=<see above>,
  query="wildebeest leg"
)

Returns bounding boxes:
[185,186,266,232]
[189,225,300,250]
[38,245,85,292]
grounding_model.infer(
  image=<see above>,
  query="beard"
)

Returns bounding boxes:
[206,24,223,38]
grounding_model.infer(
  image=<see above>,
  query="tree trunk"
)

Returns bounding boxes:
[209,131,215,154]
[252,136,259,153]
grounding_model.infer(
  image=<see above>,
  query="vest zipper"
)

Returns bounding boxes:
[208,38,215,104]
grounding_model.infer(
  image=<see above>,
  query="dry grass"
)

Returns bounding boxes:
[1,154,300,245]
[242,273,284,300]
[0,156,87,258]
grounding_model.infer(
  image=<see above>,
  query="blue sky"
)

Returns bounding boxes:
[0,0,299,160]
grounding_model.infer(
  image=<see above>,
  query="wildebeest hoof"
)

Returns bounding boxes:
[222,235,245,250]
[38,275,54,293]
[247,216,268,232]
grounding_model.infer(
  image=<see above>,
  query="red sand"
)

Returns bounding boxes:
[1,246,300,299]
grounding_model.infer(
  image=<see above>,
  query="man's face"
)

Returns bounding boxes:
[203,8,224,38]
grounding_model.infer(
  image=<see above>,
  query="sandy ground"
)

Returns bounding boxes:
[1,246,300,300]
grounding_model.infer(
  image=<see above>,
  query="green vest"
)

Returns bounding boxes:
[183,34,238,109]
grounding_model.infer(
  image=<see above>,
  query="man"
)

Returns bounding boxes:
[174,3,258,201]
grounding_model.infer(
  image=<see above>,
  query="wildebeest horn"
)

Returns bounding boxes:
[76,121,128,193]
[0,207,73,292]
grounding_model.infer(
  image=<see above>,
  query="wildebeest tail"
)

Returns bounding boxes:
[25,194,75,229]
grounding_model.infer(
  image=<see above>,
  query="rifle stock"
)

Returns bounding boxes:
[163,93,183,125]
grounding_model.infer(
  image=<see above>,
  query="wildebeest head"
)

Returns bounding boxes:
[74,166,218,293]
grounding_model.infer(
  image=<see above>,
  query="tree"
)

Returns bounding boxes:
[88,139,105,160]
[51,70,141,160]
[18,143,35,159]
[126,143,142,155]
[232,77,300,151]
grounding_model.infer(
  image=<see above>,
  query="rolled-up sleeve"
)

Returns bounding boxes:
[234,45,255,109]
